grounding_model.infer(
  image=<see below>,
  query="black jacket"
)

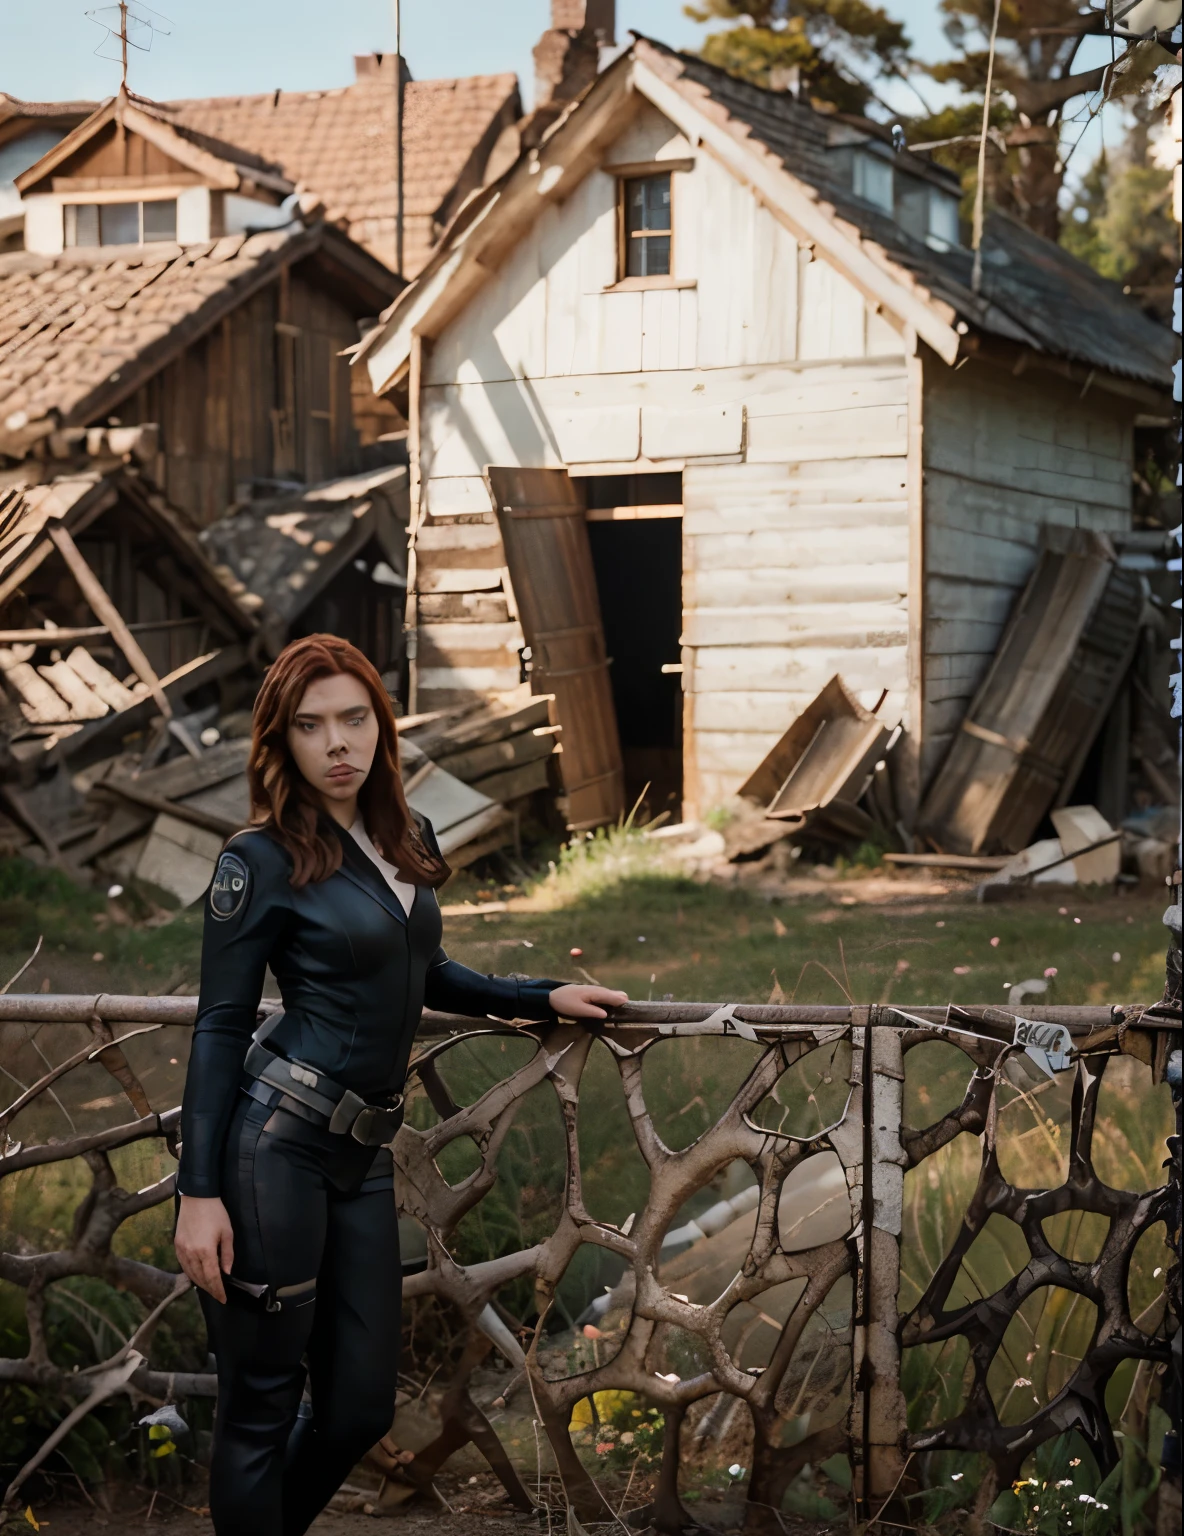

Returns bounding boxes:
[177,819,559,1198]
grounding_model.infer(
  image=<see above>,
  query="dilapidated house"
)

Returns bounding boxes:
[0,87,412,791]
[358,32,1176,830]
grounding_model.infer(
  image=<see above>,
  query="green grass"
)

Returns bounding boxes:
[443,824,1168,1009]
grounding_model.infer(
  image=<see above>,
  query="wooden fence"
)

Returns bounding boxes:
[0,994,1178,1527]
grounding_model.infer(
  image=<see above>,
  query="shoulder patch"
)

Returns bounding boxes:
[210,851,250,921]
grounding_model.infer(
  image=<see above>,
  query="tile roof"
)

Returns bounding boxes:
[0,94,98,133]
[636,37,1175,390]
[159,63,520,277]
[0,222,382,457]
[200,463,408,629]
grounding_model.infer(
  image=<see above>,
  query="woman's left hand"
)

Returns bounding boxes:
[548,983,629,1019]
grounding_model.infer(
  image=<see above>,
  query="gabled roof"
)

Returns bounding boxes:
[158,61,521,277]
[640,39,1173,389]
[200,464,409,638]
[14,90,295,198]
[0,220,397,458]
[361,35,1174,396]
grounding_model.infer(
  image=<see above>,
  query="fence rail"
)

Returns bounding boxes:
[0,994,1178,1527]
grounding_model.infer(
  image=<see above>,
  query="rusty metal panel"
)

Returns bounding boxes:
[488,465,624,829]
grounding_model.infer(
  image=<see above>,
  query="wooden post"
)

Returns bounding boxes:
[45,528,200,759]
[833,1018,908,1516]
[404,332,424,714]
[393,0,405,277]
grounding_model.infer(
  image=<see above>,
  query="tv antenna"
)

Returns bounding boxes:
[86,2,173,89]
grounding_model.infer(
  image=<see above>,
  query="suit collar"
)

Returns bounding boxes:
[330,820,413,928]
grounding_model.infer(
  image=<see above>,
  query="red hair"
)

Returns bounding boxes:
[247,634,449,889]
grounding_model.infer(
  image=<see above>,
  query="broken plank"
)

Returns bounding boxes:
[435,726,558,784]
[468,757,551,804]
[439,695,555,750]
[133,739,251,801]
[65,647,139,710]
[47,526,174,722]
[73,803,155,865]
[37,661,108,720]
[93,780,239,837]
[0,649,73,723]
[60,646,246,766]
[417,592,512,623]
[416,521,501,551]
[418,567,504,592]
[882,852,1009,871]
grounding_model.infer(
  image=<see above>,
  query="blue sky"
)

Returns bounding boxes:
[3,0,1121,187]
[2,0,951,105]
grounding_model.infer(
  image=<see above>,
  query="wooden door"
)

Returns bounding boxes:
[488,466,625,830]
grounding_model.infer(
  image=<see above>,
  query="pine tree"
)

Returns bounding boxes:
[683,0,912,116]
[916,1,1115,242]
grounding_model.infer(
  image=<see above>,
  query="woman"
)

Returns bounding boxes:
[174,634,625,1536]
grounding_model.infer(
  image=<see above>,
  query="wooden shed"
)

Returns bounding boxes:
[358,37,1175,827]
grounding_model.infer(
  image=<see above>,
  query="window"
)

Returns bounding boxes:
[927,189,961,249]
[852,150,894,215]
[64,198,177,247]
[622,172,671,278]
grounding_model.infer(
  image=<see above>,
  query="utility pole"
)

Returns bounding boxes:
[119,1,129,88]
[393,0,405,277]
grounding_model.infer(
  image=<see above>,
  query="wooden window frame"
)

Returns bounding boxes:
[614,162,688,285]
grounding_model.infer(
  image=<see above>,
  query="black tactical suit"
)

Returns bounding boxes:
[177,818,557,1536]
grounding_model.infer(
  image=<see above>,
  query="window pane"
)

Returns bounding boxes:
[627,233,671,278]
[895,176,929,240]
[100,202,140,245]
[928,190,960,247]
[65,203,100,247]
[853,151,893,215]
[143,199,177,242]
[625,173,671,237]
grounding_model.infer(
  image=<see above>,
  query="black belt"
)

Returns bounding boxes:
[240,1039,403,1147]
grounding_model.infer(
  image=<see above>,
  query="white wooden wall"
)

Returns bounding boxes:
[920,356,1135,787]
[414,102,913,812]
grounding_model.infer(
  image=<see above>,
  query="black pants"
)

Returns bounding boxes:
[193,1094,400,1536]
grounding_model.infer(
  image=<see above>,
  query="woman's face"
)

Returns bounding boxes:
[286,671,380,809]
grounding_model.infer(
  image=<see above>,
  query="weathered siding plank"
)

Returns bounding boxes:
[919,354,1136,787]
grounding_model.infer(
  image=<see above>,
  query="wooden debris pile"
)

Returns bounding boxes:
[396,694,561,868]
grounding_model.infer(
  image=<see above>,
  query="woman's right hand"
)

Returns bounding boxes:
[175,1194,235,1304]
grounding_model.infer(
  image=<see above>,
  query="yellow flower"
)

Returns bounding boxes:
[568,1390,637,1431]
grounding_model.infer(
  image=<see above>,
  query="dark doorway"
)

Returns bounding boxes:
[586,516,683,819]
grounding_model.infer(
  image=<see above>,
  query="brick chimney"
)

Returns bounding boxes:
[353,52,411,84]
[532,0,615,114]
